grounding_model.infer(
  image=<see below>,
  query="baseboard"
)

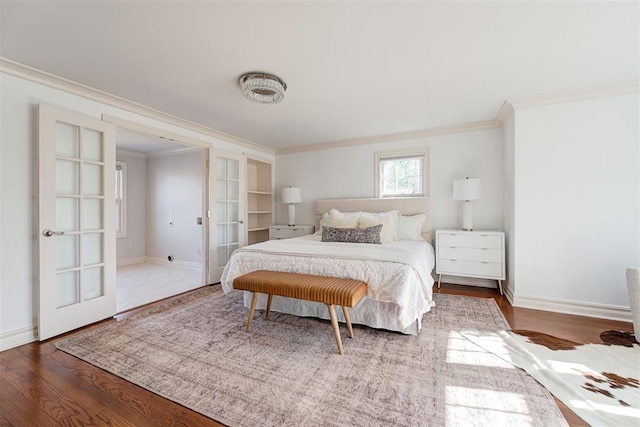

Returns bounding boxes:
[512,294,631,323]
[0,325,37,352]
[117,256,146,267]
[145,257,202,271]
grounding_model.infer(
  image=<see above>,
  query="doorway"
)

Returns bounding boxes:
[115,129,208,312]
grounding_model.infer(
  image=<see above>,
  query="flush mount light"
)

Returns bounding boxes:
[239,72,287,104]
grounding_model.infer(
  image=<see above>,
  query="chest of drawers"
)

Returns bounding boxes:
[269,225,315,240]
[435,229,505,295]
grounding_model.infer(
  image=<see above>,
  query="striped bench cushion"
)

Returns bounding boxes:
[233,270,367,307]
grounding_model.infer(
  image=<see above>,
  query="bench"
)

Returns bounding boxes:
[233,270,368,355]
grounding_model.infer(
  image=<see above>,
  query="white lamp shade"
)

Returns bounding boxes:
[282,186,302,204]
[453,178,481,201]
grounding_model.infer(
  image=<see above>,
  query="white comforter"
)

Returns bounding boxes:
[220,235,435,329]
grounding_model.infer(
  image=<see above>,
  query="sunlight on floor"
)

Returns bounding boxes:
[571,398,640,418]
[446,331,514,368]
[117,262,203,312]
[446,386,533,426]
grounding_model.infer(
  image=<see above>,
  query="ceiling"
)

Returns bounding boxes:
[116,129,193,154]
[1,1,637,151]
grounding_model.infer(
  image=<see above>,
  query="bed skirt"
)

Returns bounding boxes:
[242,291,423,335]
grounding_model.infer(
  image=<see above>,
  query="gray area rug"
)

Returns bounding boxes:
[57,287,568,426]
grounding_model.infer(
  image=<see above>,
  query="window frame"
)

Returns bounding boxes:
[115,161,127,238]
[374,147,429,198]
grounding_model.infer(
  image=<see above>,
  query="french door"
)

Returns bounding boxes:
[38,104,116,340]
[209,150,245,283]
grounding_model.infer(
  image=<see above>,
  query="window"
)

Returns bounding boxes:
[374,148,428,198]
[115,161,127,237]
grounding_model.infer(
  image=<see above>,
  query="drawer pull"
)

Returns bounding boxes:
[480,234,489,237]
[481,248,488,250]
[481,261,488,264]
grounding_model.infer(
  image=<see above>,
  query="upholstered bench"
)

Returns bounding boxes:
[233,270,368,355]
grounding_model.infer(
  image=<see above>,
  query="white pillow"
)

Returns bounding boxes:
[396,214,426,241]
[317,209,361,234]
[357,210,399,243]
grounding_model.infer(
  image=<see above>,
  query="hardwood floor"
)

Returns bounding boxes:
[0,283,632,426]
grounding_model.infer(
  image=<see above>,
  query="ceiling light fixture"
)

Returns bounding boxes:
[239,72,287,104]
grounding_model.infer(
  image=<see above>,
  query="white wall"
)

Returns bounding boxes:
[0,72,273,349]
[503,110,516,295]
[511,94,639,312]
[275,128,505,235]
[116,152,147,263]
[146,151,204,265]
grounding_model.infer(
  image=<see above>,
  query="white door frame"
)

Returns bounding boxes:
[101,114,212,287]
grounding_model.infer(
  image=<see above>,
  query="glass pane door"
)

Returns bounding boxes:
[54,122,106,307]
[215,156,241,267]
[38,104,116,340]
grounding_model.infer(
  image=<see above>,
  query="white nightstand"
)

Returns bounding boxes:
[435,229,506,295]
[269,225,315,240]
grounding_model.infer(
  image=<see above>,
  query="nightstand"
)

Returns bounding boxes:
[435,229,506,295]
[269,225,315,240]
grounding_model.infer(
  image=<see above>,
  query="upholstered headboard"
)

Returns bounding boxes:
[315,197,432,242]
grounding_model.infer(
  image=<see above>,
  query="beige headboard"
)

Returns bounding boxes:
[315,197,432,242]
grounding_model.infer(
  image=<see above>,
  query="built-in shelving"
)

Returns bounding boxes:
[246,157,273,245]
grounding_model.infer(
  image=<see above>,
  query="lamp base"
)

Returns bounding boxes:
[287,204,296,227]
[461,200,473,231]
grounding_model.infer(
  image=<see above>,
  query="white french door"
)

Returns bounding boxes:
[209,150,245,283]
[38,104,116,340]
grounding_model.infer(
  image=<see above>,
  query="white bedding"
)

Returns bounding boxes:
[220,234,436,334]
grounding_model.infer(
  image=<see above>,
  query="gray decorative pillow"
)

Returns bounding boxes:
[321,224,382,244]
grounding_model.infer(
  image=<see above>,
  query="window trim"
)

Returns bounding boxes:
[116,161,127,238]
[374,147,429,198]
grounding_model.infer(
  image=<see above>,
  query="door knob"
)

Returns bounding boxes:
[43,229,65,237]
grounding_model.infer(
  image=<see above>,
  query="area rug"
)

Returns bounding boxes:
[460,328,640,426]
[56,287,568,426]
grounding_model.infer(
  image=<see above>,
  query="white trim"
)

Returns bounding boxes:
[276,121,501,155]
[116,148,146,159]
[496,81,639,122]
[495,101,514,123]
[145,147,201,159]
[103,114,214,150]
[512,294,632,323]
[145,257,202,271]
[0,325,37,352]
[0,56,273,155]
[115,161,128,238]
[116,256,146,267]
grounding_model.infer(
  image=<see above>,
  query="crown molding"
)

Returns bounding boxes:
[116,147,201,159]
[495,101,515,124]
[495,81,639,123]
[116,149,147,159]
[145,147,202,159]
[0,57,274,155]
[275,120,501,155]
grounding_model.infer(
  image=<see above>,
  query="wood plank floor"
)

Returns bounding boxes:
[0,283,632,426]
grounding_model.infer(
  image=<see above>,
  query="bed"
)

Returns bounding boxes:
[220,197,435,335]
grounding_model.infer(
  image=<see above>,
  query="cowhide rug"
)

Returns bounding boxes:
[460,328,640,426]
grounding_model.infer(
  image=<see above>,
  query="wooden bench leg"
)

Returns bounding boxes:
[265,294,273,320]
[327,304,344,355]
[342,306,354,338]
[246,292,259,332]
